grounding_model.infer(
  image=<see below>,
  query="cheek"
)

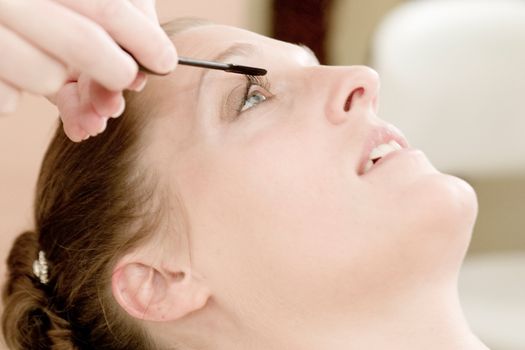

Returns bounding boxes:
[178,125,355,240]
[182,130,378,303]
[226,127,354,237]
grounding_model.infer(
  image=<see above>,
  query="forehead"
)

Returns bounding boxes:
[171,24,315,64]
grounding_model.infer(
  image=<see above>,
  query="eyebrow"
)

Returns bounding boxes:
[211,42,259,63]
[197,42,319,93]
[212,42,319,65]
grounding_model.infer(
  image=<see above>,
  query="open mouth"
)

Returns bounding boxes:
[357,125,410,175]
[363,140,403,173]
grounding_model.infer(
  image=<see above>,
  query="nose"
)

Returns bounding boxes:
[319,65,380,125]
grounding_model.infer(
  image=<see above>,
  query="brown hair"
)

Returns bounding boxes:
[2,18,212,350]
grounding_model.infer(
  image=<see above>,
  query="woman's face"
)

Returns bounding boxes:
[143,25,477,330]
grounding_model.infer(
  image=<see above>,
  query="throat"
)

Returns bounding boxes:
[234,287,490,350]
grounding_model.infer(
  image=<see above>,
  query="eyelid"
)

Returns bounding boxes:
[245,79,273,98]
[245,74,271,91]
[237,75,273,113]
[221,75,273,122]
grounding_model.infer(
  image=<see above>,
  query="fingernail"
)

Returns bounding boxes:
[158,45,177,73]
[135,78,147,92]
[110,97,126,118]
[129,72,147,92]
[97,117,109,134]
[134,76,147,92]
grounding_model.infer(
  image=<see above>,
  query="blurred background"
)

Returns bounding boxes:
[1,0,523,349]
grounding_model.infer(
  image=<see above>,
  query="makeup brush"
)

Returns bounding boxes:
[138,56,267,76]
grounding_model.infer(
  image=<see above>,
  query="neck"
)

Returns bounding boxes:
[302,286,489,350]
[184,285,489,350]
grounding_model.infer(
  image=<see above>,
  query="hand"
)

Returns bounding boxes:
[0,0,177,141]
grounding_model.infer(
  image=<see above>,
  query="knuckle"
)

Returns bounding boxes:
[129,0,158,23]
[93,0,125,23]
[64,23,136,90]
[130,0,155,11]
[65,24,104,69]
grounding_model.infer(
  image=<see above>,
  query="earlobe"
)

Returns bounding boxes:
[112,261,210,321]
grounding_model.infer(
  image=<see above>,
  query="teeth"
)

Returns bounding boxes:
[368,140,401,161]
[364,140,402,173]
[364,159,374,172]
[389,140,402,150]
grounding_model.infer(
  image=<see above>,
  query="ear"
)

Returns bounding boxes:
[111,259,210,321]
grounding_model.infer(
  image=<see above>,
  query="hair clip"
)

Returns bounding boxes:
[33,251,49,285]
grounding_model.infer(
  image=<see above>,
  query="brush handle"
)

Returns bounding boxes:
[138,56,266,76]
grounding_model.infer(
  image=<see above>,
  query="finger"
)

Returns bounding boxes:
[50,58,146,94]
[82,77,125,118]
[54,0,177,74]
[0,0,137,92]
[0,78,20,115]
[0,24,67,95]
[127,71,147,92]
[129,0,159,23]
[56,78,109,141]
[75,75,110,136]
[55,82,90,142]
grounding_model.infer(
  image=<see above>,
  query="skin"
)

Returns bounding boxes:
[0,0,177,141]
[112,25,488,350]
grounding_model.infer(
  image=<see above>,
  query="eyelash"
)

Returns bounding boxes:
[238,75,272,114]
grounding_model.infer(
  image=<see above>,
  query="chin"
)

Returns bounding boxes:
[383,150,478,235]
[378,151,478,237]
[415,172,478,234]
[369,169,477,287]
[403,172,479,280]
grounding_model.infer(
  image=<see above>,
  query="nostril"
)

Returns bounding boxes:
[344,87,365,112]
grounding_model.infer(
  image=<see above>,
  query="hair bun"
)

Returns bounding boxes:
[2,231,76,349]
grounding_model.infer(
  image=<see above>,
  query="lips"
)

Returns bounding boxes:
[357,125,409,175]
